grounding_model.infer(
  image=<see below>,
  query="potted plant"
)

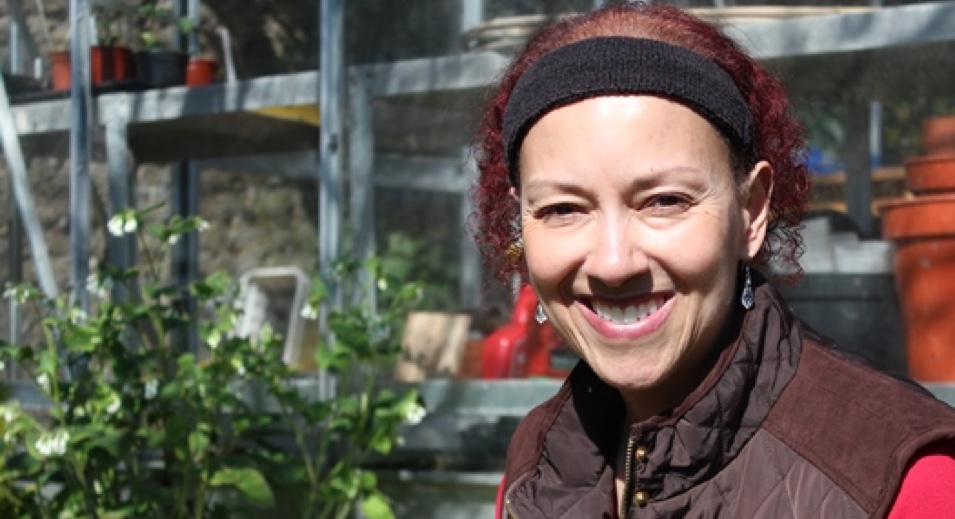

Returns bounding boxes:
[134,1,192,88]
[0,204,424,519]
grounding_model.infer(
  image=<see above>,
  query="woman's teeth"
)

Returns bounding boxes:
[592,298,664,324]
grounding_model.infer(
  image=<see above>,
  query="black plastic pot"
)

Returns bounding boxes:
[134,50,188,88]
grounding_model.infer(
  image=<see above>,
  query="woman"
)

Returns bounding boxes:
[472,3,955,518]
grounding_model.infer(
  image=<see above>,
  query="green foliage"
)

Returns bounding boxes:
[379,232,458,312]
[0,205,424,519]
[137,1,195,50]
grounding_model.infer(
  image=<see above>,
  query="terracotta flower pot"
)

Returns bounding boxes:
[904,154,955,195]
[922,115,955,156]
[111,46,135,83]
[882,194,955,382]
[49,51,71,90]
[185,57,218,86]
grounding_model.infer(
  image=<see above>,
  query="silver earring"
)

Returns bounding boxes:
[741,264,755,310]
[535,304,548,324]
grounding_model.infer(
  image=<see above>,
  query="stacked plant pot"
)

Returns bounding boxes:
[49,45,135,91]
[881,115,955,382]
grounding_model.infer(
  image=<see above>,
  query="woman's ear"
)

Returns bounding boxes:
[741,161,774,261]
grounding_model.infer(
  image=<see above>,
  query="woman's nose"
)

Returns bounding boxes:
[583,217,648,287]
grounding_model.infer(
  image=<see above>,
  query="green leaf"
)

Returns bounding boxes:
[361,491,395,519]
[209,467,275,508]
[368,431,394,455]
[188,429,209,463]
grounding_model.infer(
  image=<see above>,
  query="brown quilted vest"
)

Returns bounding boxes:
[500,280,955,518]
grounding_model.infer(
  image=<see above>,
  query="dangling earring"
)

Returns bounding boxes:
[535,304,548,324]
[741,264,755,310]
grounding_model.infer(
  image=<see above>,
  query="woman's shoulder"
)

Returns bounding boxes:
[764,325,955,516]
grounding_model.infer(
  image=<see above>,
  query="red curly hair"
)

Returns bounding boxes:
[471,2,810,283]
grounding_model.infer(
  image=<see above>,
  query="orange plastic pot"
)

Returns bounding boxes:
[904,154,955,195]
[185,57,219,86]
[50,51,71,90]
[922,115,955,156]
[882,194,955,382]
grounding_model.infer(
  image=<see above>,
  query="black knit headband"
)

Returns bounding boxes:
[502,37,755,185]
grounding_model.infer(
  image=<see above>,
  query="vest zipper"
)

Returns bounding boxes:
[619,433,636,518]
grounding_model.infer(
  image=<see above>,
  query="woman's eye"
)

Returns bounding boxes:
[646,194,691,212]
[537,203,578,219]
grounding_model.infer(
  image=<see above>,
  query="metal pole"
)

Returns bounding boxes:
[7,0,42,72]
[460,0,483,32]
[171,0,200,353]
[170,162,200,354]
[348,70,375,309]
[0,60,58,302]
[845,102,874,238]
[320,0,343,296]
[870,101,883,171]
[459,148,481,311]
[7,20,24,368]
[319,0,344,399]
[70,0,93,311]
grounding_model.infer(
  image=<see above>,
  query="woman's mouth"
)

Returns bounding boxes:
[591,297,666,325]
[579,294,674,340]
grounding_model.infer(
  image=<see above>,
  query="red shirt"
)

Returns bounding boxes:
[888,445,955,518]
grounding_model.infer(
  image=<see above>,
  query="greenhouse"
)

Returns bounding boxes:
[3,0,955,517]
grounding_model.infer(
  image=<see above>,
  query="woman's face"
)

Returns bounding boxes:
[517,95,771,416]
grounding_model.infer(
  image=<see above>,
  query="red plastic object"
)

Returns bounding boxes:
[480,285,574,379]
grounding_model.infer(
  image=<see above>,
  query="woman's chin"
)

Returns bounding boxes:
[589,357,668,394]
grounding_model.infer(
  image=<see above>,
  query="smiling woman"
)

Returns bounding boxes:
[471,3,955,519]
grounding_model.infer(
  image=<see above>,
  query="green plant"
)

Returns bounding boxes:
[0,204,424,519]
[94,7,125,47]
[378,232,459,312]
[137,1,194,50]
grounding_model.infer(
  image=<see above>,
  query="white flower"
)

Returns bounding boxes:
[207,330,221,350]
[197,218,210,232]
[107,211,138,237]
[300,304,319,321]
[86,275,113,299]
[123,216,137,234]
[105,393,121,415]
[144,379,159,400]
[166,234,180,246]
[106,213,126,236]
[403,401,427,426]
[3,285,31,304]
[1,403,19,423]
[35,429,69,458]
[36,373,51,393]
[68,307,88,324]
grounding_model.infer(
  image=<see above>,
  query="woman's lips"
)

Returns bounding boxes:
[578,294,674,341]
